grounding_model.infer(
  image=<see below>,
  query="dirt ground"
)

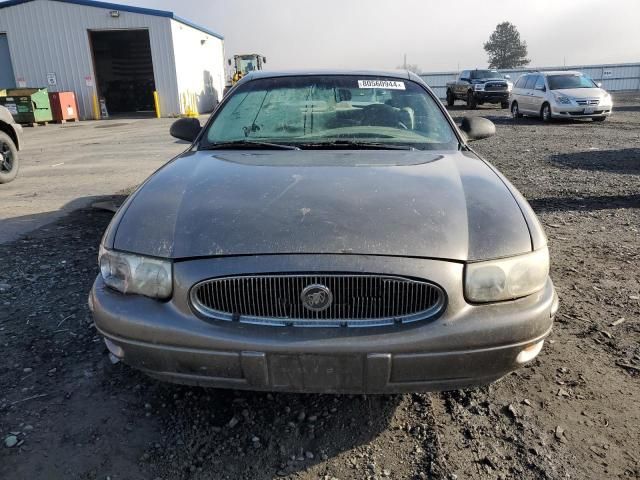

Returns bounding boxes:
[0,116,195,244]
[1,93,638,480]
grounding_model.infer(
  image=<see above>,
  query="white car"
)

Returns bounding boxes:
[0,105,22,184]
[509,71,613,122]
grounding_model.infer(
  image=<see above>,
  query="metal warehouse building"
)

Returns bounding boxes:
[0,0,226,119]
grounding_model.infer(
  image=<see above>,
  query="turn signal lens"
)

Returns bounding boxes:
[516,340,545,364]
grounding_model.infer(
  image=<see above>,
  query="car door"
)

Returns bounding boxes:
[512,75,528,109]
[520,75,538,113]
[529,75,547,115]
[457,71,470,97]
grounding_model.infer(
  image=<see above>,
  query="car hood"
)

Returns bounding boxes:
[112,150,533,261]
[553,87,605,99]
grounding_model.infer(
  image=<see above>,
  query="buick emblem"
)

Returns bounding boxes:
[301,284,333,312]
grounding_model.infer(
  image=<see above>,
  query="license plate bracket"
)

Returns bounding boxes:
[269,354,364,391]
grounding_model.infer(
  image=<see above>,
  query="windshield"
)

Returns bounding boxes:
[237,57,258,75]
[470,70,502,80]
[548,74,597,90]
[203,76,457,150]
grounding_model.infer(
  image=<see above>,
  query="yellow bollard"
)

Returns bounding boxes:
[187,92,199,118]
[153,91,161,118]
[181,91,198,118]
[92,92,100,120]
[182,92,191,118]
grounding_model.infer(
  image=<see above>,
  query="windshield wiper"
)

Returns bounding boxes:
[299,141,416,151]
[202,140,300,150]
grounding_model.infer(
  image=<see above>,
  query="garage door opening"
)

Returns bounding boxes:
[89,29,156,116]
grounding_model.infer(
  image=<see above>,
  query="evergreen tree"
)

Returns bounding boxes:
[484,22,530,69]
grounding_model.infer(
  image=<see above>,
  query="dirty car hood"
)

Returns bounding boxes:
[112,150,532,261]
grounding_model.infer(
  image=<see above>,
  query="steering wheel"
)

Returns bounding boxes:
[361,103,406,129]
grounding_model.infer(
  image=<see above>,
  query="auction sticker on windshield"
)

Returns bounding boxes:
[358,80,406,90]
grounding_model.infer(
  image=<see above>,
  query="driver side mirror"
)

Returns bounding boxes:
[461,77,470,82]
[504,74,511,80]
[170,118,202,142]
[460,117,496,141]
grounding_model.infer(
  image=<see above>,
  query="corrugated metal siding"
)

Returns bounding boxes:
[0,0,180,119]
[421,63,640,99]
[419,72,458,99]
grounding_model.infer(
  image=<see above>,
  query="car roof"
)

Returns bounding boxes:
[540,71,583,76]
[241,69,415,81]
[520,70,584,77]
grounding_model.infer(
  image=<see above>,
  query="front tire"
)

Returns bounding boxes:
[466,91,477,110]
[446,90,455,107]
[0,131,19,184]
[541,103,552,122]
[511,101,522,119]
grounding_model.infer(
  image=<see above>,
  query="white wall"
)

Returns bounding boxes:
[0,0,181,119]
[170,19,225,115]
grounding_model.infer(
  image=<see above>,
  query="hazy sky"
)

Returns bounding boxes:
[117,0,640,71]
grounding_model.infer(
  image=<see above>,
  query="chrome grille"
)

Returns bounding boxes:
[576,99,600,105]
[190,274,446,327]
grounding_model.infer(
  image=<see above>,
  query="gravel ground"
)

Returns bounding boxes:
[1,93,638,480]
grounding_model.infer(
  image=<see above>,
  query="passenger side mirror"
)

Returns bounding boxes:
[170,118,202,142]
[504,74,511,79]
[460,117,496,141]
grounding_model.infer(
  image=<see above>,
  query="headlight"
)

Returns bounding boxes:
[602,93,612,105]
[465,248,549,303]
[553,94,572,105]
[507,82,513,92]
[99,246,173,299]
[473,83,484,91]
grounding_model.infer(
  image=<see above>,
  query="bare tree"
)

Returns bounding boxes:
[484,22,530,69]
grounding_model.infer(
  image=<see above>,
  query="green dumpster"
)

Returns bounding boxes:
[0,88,53,124]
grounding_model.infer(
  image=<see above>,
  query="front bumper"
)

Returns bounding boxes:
[474,91,510,103]
[91,255,557,394]
[551,103,612,118]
